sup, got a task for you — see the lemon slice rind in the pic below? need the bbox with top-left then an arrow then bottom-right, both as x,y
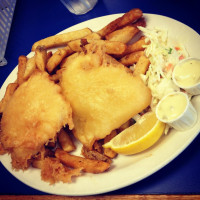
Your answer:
103,113 -> 166,155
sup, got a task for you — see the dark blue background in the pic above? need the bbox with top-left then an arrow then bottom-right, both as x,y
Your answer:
0,0 -> 200,195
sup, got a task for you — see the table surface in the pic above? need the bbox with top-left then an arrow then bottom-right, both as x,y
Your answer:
0,0 -> 200,197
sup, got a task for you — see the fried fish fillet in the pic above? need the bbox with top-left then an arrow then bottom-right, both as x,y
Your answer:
0,71 -> 73,170
60,49 -> 151,149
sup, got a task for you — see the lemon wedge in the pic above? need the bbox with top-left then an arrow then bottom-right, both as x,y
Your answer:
103,112 -> 165,155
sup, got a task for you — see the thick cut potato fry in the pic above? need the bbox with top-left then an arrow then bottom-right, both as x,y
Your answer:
98,8 -> 143,37
115,36 -> 147,59
103,130 -> 117,159
103,41 -> 127,55
60,52 -> 79,69
49,68 -> 64,82
47,51 -> 53,61
46,46 -> 74,73
88,40 -> 127,55
131,17 -> 146,28
23,56 -> 36,80
70,39 -> 127,56
120,51 -> 144,66
55,149 -> 110,173
32,159 -> 43,169
81,146 -> 112,164
104,130 -> 117,143
0,83 -> 18,113
133,55 -> 150,75
84,32 -> 101,40
35,45 -> 47,71
58,129 -> 76,152
68,39 -> 88,52
125,36 -> 146,55
104,54 -> 125,68
17,55 -> 27,85
105,26 -> 139,43
32,28 -> 92,51
93,141 -> 103,153
118,120 -> 132,132
68,32 -> 101,52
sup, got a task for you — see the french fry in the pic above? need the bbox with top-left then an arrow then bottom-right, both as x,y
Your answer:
23,56 -> 36,80
58,129 -> 76,152
125,36 -> 146,55
47,51 -> 53,61
103,130 -> 117,159
46,46 -> 74,73
84,32 -> 101,40
133,55 -> 150,75
104,54 -> 132,74
32,159 -> 44,169
60,52 -> 79,68
104,41 -> 127,55
131,17 -> 146,28
105,25 -> 139,43
118,120 -> 131,132
17,55 -> 27,85
32,28 -> 92,51
55,149 -> 110,173
87,40 -> 127,55
93,140 -> 103,153
68,32 -> 101,52
115,36 -> 148,59
97,8 -> 143,37
68,39 -> 88,52
49,68 -> 63,82
120,50 -> 144,66
104,54 -> 124,67
35,45 -> 47,71
0,83 -> 18,113
103,147 -> 117,159
69,39 -> 127,56
81,146 -> 112,164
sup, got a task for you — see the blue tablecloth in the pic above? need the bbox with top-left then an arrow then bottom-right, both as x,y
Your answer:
0,0 -> 200,195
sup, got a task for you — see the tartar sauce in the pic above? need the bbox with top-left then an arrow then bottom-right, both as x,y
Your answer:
156,92 -> 187,122
173,59 -> 200,87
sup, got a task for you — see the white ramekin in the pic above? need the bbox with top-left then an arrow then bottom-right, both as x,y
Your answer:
156,92 -> 197,131
172,57 -> 200,95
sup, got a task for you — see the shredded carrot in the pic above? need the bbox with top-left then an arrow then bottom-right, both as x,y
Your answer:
179,55 -> 185,60
175,46 -> 180,51
164,63 -> 174,72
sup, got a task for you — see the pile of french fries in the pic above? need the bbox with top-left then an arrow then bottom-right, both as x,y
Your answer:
0,8 -> 151,182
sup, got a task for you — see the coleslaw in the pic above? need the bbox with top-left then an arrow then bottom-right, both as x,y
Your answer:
138,26 -> 189,110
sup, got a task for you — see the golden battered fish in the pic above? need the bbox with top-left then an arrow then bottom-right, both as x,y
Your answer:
60,49 -> 151,149
0,71 -> 73,170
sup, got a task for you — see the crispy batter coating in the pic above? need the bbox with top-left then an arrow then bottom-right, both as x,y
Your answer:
60,49 -> 151,149
41,157 -> 82,184
0,71 -> 73,170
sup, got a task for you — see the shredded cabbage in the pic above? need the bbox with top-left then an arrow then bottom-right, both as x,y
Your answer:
138,26 -> 189,111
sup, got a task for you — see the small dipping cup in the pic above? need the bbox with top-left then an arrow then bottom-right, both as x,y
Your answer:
156,92 -> 197,131
172,57 -> 200,95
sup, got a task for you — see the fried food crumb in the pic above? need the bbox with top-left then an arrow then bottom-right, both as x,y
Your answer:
41,157 -> 82,184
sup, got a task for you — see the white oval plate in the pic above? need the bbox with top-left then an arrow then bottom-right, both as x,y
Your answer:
0,14 -> 200,196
